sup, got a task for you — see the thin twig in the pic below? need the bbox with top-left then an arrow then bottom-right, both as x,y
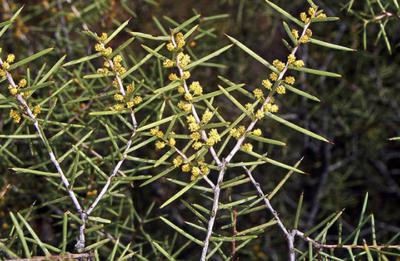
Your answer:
243,167 -> 295,261
85,57 -> 139,216
86,133 -> 135,216
293,230 -> 400,250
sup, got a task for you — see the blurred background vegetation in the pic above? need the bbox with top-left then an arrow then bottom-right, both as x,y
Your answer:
0,0 -> 399,259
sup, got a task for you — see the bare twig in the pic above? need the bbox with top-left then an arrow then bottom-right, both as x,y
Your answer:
243,167 -> 296,261
293,230 -> 400,250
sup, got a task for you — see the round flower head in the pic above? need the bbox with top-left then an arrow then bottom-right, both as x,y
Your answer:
241,143 -> 253,152
173,156 -> 183,167
262,79 -> 272,90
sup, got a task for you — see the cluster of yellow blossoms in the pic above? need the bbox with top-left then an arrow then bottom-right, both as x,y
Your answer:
150,127 -> 176,151
8,78 -> 27,97
160,32 -> 216,180
94,32 -> 142,111
230,126 -> 262,139
0,51 -> 14,77
173,156 -> 210,181
300,6 -> 326,24
111,82 -> 142,111
186,110 -> 220,150
1,51 -> 41,123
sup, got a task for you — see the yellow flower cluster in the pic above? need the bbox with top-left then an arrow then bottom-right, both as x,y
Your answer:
273,59 -> 286,72
264,101 -> 279,113
0,52 -> 16,77
166,32 -> 185,52
111,83 -> 142,111
291,29 -> 299,41
255,109 -> 265,120
201,109 -> 213,124
252,129 -> 262,136
184,115 -> 203,150
177,52 -> 191,68
150,127 -> 176,150
230,125 -> 247,139
177,101 -> 191,112
189,81 -> 203,96
284,76 -> 295,85
276,85 -> 286,95
262,79 -> 272,90
150,127 -> 164,138
300,6 -> 326,23
299,29 -> 313,44
9,109 -> 21,123
163,59 -> 174,68
253,88 -> 264,100
94,33 -> 113,57
206,129 -> 221,146
241,143 -> 253,152
8,78 -> 29,98
175,159 -> 210,181
33,105 -> 41,117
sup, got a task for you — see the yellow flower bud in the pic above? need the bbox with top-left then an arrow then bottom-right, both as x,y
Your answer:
173,156 -> 183,167
6,54 -> 15,63
189,81 -> 203,96
190,132 -> 201,141
33,105 -> 41,116
276,85 -> 286,95
181,163 -> 191,172
166,43 -> 175,52
9,87 -> 18,96
191,167 -> 201,177
114,93 -> 124,101
182,71 -> 191,80
241,143 -> 253,152
163,59 -> 174,68
252,129 -> 262,136
168,137 -> 176,147
284,76 -> 295,85
262,79 -> 272,90
155,140 -> 166,150
133,96 -> 142,105
293,60 -> 305,68
287,54 -> 296,64
201,109 -> 213,124
273,59 -> 286,71
99,32 -> 108,43
300,12 -> 309,23
9,109 -> 21,123
169,73 -> 179,81
291,29 -> 299,40
253,88 -> 264,100
269,72 -> 278,81
192,141 -> 203,150
255,109 -> 265,120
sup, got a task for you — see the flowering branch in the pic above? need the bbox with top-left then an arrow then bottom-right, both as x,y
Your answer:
200,10 -> 315,260
170,32 -> 222,169
0,58 -> 86,251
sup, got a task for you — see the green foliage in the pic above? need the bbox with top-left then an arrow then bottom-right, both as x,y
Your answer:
0,0 -> 399,260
